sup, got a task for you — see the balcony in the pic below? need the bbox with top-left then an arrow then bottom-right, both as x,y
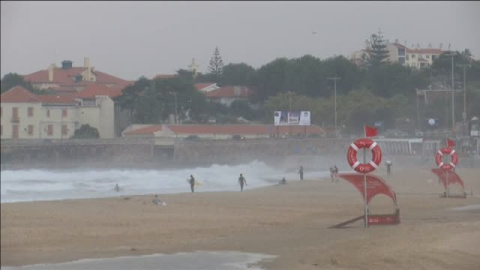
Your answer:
11,116 -> 20,123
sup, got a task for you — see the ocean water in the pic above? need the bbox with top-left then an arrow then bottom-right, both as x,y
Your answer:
0,160 -> 329,203
1,251 -> 277,270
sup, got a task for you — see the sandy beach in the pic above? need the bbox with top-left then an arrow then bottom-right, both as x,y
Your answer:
2,167 -> 480,269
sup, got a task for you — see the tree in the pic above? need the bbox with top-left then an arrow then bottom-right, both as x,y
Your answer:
219,63 -> 255,86
230,100 -> 254,120
1,73 -> 37,93
208,46 -> 224,82
365,30 -> 390,69
72,124 -> 100,139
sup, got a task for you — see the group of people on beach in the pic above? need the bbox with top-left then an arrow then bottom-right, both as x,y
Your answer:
187,173 -> 248,193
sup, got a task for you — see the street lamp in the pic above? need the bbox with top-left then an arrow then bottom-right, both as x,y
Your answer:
456,63 -> 470,136
444,51 -> 456,134
327,77 -> 341,138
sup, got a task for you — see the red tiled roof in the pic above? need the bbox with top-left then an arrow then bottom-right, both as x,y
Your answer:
1,86 -> 40,103
36,94 -> 77,104
0,86 -> 76,104
205,86 -> 251,98
153,74 -> 177,80
24,67 -> 130,87
75,84 -> 124,99
195,83 -> 216,91
124,125 -> 163,136
167,124 -> 324,135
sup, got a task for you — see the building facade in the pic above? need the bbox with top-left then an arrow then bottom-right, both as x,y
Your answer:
1,86 -> 115,139
351,43 -> 443,69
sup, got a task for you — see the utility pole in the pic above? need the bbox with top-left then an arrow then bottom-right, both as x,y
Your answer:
444,51 -> 456,134
457,63 -> 470,136
327,77 -> 341,138
173,92 -> 178,124
288,91 -> 293,138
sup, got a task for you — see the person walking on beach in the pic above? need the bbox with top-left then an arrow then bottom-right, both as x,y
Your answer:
279,177 -> 287,185
299,166 -> 304,181
386,160 -> 393,175
329,167 -> 335,182
333,165 -> 339,182
238,174 -> 247,192
115,183 -> 120,192
188,175 -> 195,193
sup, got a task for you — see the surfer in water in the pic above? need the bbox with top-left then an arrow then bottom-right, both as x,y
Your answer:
188,175 -> 195,193
238,174 -> 247,192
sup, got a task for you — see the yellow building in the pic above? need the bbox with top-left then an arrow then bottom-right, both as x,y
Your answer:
1,86 -> 114,139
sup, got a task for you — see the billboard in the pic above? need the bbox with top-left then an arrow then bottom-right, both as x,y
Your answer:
274,111 -> 311,126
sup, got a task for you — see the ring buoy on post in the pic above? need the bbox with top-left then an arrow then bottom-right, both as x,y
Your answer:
347,138 -> 382,173
435,147 -> 458,170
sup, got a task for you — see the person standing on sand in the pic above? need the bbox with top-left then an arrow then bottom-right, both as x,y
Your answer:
115,183 -> 120,192
188,175 -> 195,193
279,177 -> 287,185
386,161 -> 393,175
238,174 -> 247,191
299,166 -> 304,180
329,167 -> 335,182
333,165 -> 339,182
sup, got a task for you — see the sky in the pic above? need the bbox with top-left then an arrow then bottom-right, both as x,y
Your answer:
1,1 -> 479,81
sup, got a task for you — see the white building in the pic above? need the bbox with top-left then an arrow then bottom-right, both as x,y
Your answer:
1,86 -> 115,139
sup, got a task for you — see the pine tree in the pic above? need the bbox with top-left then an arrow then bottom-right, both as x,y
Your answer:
365,30 -> 390,69
208,46 -> 224,82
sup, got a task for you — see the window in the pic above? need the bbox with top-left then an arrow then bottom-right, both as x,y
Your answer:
28,107 -> 34,117
47,109 -> 50,118
12,107 -> 19,122
62,125 -> 68,136
399,58 -> 406,65
62,109 -> 68,118
412,54 -> 416,58
47,125 -> 53,136
426,55 -> 430,59
28,125 -> 34,135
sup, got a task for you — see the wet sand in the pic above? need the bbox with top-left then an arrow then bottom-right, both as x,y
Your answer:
2,168 -> 480,269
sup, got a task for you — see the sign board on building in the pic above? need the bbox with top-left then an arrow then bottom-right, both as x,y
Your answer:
274,111 -> 311,126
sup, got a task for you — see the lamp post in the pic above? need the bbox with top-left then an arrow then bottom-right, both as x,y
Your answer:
327,77 -> 341,138
444,51 -> 456,134
288,91 -> 293,138
456,63 -> 470,136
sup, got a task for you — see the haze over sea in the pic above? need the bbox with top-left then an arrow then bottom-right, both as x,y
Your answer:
1,160 -> 330,203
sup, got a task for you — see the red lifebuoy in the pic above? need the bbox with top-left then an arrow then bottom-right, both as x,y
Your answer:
435,147 -> 458,170
347,138 -> 382,173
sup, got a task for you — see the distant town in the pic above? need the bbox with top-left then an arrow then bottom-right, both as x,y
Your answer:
1,32 -> 479,149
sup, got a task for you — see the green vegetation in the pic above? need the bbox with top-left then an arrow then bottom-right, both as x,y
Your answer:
72,124 -> 100,139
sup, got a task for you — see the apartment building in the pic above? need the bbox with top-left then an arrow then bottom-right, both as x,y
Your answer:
351,43 -> 443,69
1,86 -> 115,139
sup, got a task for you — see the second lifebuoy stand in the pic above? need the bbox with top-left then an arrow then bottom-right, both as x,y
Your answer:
347,137 -> 382,228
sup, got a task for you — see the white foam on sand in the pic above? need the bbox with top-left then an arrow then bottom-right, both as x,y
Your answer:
450,204 -> 480,211
0,160 -> 329,203
1,251 -> 277,270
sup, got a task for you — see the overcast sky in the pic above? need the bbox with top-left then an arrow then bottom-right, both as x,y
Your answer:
2,1 -> 479,81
